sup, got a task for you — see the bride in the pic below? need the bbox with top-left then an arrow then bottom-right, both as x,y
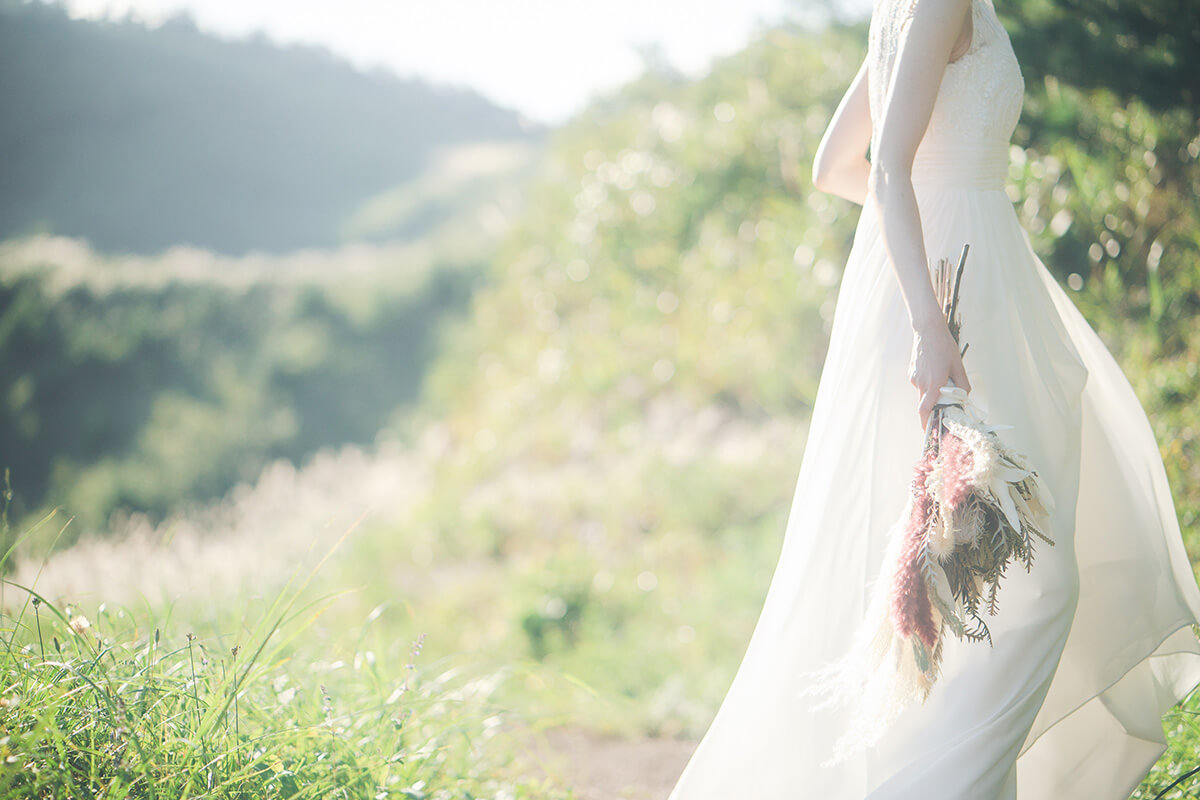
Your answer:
666,0 -> 1200,797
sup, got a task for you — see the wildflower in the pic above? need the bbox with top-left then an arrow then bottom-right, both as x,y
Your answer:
68,614 -> 91,636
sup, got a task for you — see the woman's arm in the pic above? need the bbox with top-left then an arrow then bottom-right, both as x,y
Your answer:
869,0 -> 973,429
811,57 -> 872,205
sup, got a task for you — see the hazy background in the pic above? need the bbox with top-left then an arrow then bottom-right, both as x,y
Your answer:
1,0 -> 1198,795
53,0 -> 875,125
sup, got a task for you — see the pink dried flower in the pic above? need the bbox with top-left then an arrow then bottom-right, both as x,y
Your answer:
937,431 -> 975,509
892,452 -> 938,650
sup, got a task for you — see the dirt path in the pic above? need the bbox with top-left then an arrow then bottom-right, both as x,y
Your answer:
510,724 -> 698,799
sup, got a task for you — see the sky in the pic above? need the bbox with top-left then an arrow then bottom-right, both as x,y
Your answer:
48,0 -> 871,125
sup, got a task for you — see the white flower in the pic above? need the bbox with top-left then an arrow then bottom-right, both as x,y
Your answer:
943,415 -> 997,489
68,615 -> 91,636
924,458 -> 947,504
927,508 -> 955,559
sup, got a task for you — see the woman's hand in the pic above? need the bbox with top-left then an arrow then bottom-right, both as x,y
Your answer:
909,317 -> 971,430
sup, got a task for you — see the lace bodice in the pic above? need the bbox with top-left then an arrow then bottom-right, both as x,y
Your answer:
868,0 -> 1024,188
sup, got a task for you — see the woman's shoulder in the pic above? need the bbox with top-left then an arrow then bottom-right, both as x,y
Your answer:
898,0 -> 979,20
885,0 -> 981,45
874,0 -> 974,30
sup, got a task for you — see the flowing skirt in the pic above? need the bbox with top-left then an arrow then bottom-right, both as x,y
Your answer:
667,182 -> 1200,799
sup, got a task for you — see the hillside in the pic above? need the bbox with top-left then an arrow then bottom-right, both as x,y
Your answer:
0,2 -> 543,254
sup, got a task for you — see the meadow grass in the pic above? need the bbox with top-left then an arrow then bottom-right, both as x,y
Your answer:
0,511 -> 569,800
1137,688 -> 1200,799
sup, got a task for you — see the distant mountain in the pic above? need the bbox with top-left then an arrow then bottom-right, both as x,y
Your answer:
0,2 -> 545,255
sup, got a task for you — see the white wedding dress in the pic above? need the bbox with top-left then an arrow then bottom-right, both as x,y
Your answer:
666,0 -> 1200,797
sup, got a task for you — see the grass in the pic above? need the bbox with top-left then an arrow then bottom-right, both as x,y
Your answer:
0,511 -> 570,800
1136,686 -> 1200,799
